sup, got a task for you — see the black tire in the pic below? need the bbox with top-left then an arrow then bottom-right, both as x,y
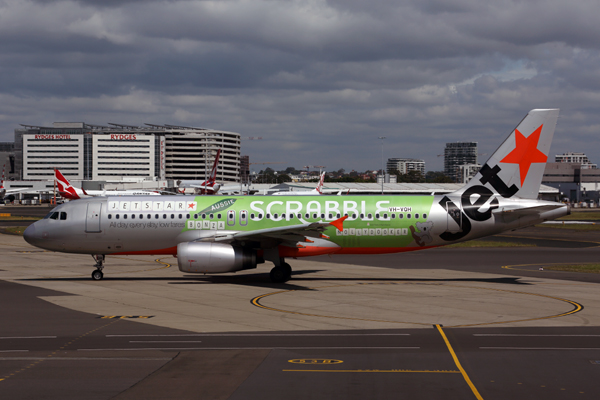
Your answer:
270,266 -> 290,283
91,270 -> 103,281
283,263 -> 292,280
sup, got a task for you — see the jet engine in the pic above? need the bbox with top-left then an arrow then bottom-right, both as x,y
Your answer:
177,242 -> 257,273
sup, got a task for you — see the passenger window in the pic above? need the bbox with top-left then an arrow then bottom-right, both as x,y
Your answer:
391,214 -> 396,219
337,213 -> 340,218
305,213 -> 309,219
131,214 -> 135,219
116,214 -> 120,219
321,214 -> 325,219
210,214 -> 214,219
147,214 -> 151,219
202,214 -> 206,219
376,213 -> 380,219
155,214 -> 159,219
266,214 -> 271,219
360,213 -> 364,219
313,213 -> 317,219
124,214 -> 128,219
383,213 -> 388,219
217,214 -> 222,219
368,213 -> 372,219
399,214 -> 404,219
328,214 -> 333,219
163,214 -> 167,219
258,213 -> 263,219
194,214 -> 198,219
140,214 -> 143,219
170,214 -> 174,219
415,213 -> 419,219
297,213 -> 301,219
108,214 -> 112,220
274,213 -> 278,219
407,214 -> 411,219
251,213 -> 255,219
423,213 -> 427,219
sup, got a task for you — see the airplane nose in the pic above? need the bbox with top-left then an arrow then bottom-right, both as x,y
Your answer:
23,223 -> 38,246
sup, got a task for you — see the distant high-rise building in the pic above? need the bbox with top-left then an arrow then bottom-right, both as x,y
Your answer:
555,152 -> 597,169
444,142 -> 478,182
386,158 -> 425,175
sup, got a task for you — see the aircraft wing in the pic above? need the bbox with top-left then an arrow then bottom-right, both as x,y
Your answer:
210,217 -> 347,247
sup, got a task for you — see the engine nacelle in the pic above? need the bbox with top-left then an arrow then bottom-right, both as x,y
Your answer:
177,242 -> 257,273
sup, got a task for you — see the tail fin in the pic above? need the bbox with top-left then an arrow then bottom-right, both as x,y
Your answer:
315,171 -> 325,194
460,109 -> 559,199
0,164 -> 5,189
54,169 -> 85,199
209,149 -> 221,182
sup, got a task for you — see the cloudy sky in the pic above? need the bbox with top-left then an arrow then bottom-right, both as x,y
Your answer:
2,0 -> 600,172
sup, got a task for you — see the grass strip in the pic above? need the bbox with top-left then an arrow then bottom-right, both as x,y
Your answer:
536,224 -> 600,231
559,211 -> 600,221
0,226 -> 27,236
447,241 -> 535,248
0,216 -> 41,221
544,264 -> 600,274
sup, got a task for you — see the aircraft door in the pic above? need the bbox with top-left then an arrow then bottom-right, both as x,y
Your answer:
445,200 -> 462,233
240,210 -> 248,226
85,202 -> 102,233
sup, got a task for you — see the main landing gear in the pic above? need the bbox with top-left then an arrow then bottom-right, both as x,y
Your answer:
270,262 -> 292,283
91,254 -> 105,281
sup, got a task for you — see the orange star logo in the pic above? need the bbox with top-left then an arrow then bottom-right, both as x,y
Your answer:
500,124 -> 547,186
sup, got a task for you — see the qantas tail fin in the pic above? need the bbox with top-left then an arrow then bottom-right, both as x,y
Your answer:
54,169 -> 87,200
460,109 -> 559,200
315,172 -> 325,194
209,149 -> 221,182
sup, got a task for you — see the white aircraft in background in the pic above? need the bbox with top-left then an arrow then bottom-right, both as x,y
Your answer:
273,172 -> 326,195
54,169 -> 161,200
177,149 -> 245,195
0,164 -> 37,201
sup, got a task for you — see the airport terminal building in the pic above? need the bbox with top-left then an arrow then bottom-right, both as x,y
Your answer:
14,123 -> 241,182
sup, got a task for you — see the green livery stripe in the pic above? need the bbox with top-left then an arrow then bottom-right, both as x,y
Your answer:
183,195 -> 435,249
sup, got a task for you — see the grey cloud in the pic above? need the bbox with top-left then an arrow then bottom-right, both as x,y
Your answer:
2,0 -> 600,172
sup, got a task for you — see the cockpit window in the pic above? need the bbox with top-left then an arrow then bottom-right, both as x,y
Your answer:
49,212 -> 59,220
60,212 -> 67,220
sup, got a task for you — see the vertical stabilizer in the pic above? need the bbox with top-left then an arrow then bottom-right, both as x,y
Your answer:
460,109 -> 559,199
209,149 -> 221,183
316,172 -> 325,194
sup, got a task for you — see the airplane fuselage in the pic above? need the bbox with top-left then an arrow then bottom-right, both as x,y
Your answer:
25,194 -> 567,257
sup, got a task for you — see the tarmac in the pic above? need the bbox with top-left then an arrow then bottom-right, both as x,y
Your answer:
1,207 -> 600,399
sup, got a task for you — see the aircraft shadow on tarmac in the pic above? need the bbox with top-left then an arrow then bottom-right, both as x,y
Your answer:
20,270 -> 532,291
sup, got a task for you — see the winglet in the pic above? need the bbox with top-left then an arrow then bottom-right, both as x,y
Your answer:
329,215 -> 348,231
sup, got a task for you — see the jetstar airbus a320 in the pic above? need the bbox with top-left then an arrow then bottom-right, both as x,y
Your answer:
24,109 -> 567,283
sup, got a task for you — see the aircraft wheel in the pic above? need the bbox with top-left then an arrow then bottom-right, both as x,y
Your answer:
270,266 -> 290,283
91,269 -> 104,281
283,263 -> 292,280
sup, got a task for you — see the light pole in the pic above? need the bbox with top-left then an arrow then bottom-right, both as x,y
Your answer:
378,136 -> 386,195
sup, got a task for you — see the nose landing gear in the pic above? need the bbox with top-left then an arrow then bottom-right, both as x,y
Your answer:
91,254 -> 105,280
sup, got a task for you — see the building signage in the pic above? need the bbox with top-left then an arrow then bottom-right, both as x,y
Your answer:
110,134 -> 137,140
34,134 -> 72,140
